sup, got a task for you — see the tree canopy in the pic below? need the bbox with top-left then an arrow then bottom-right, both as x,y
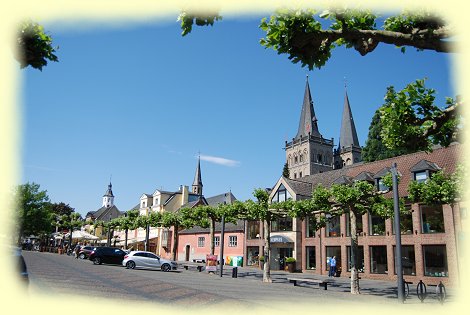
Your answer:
15,182 -> 53,242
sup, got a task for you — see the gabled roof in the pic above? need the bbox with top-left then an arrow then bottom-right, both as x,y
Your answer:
283,177 -> 312,199
333,175 -> 353,185
89,205 -> 121,221
353,171 -> 375,182
373,167 -> 391,179
206,192 -> 237,206
410,160 -> 441,172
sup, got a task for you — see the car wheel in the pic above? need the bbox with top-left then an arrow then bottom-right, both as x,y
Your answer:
126,261 -> 136,269
93,257 -> 102,265
79,253 -> 85,259
162,264 -> 171,272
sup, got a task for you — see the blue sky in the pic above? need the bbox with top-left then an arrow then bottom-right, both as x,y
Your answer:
21,15 -> 454,216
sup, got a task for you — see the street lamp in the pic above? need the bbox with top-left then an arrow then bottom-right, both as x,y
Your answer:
391,163 -> 404,303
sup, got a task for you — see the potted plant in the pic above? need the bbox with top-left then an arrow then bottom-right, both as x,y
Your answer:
259,256 -> 264,270
285,257 -> 296,273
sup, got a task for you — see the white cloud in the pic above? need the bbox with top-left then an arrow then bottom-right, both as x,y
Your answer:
199,154 -> 240,167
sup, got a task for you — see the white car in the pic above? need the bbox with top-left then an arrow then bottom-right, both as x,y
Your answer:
122,251 -> 177,272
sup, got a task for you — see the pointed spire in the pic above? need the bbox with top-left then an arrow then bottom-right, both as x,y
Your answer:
192,155 -> 203,195
339,89 -> 360,149
296,75 -> 321,139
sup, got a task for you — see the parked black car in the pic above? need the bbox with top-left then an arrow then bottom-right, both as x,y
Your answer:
88,247 -> 126,265
78,246 -> 96,259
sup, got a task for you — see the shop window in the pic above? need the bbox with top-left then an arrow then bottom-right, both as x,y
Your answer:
214,236 -> 220,247
423,245 -> 448,277
247,220 -> 260,240
306,246 -> 316,270
370,245 -> 388,274
306,216 -> 316,238
326,246 -> 341,271
197,237 -> 205,247
393,245 -> 416,276
347,246 -> 364,272
392,206 -> 413,235
369,213 -> 386,236
247,246 -> 260,266
271,216 -> 293,232
229,236 -> 238,247
326,215 -> 340,237
346,212 -> 363,236
421,205 -> 445,233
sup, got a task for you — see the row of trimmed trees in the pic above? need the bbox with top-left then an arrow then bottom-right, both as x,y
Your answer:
98,165 -> 463,294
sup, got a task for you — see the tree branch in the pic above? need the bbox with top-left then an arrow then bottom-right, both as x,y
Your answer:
292,27 -> 455,56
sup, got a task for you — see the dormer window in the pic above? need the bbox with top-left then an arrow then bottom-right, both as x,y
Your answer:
414,171 -> 428,183
377,179 -> 388,192
410,160 -> 440,183
373,167 -> 391,192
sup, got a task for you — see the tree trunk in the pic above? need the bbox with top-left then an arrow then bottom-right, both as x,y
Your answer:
210,218 -> 215,255
263,219 -> 272,283
350,211 -> 360,294
172,225 -> 179,261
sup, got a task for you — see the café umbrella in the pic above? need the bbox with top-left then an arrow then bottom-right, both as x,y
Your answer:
64,230 -> 99,241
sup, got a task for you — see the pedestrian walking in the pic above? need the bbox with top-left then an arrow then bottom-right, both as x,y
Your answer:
75,243 -> 81,259
329,256 -> 337,277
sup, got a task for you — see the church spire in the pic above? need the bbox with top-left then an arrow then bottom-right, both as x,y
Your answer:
339,89 -> 360,149
192,155 -> 203,195
102,181 -> 114,207
296,75 -> 321,139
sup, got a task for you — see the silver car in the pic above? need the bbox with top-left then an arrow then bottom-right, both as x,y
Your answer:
123,251 -> 177,272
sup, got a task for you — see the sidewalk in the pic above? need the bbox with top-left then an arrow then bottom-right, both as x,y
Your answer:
177,262 -> 455,304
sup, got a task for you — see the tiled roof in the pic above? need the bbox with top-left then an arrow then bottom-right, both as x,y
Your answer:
410,160 -> 441,172
205,192 -> 237,206
293,143 -> 461,198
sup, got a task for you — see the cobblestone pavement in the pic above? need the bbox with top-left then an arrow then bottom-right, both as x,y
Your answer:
22,251 -> 455,309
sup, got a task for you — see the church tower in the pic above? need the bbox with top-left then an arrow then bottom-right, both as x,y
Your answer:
285,77 -> 334,179
334,89 -> 362,168
102,182 -> 115,208
192,156 -> 203,195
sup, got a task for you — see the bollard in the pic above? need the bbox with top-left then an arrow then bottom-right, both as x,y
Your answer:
232,267 -> 238,278
417,280 -> 427,303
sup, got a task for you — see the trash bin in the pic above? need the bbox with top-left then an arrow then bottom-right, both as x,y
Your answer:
232,267 -> 238,278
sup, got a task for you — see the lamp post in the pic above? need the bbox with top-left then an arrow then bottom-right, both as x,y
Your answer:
391,163 -> 404,303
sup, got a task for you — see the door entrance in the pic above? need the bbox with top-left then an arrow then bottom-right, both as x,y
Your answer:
279,248 -> 293,270
185,245 -> 190,261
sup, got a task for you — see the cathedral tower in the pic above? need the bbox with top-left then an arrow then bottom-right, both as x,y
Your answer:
192,156 -> 203,195
285,77 -> 334,179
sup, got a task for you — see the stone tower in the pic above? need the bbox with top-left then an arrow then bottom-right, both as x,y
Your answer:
192,156 -> 203,195
334,89 -> 362,168
285,77 -> 334,179
102,181 -> 114,208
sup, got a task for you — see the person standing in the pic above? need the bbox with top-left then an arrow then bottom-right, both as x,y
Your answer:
75,243 -> 81,259
329,256 -> 337,277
